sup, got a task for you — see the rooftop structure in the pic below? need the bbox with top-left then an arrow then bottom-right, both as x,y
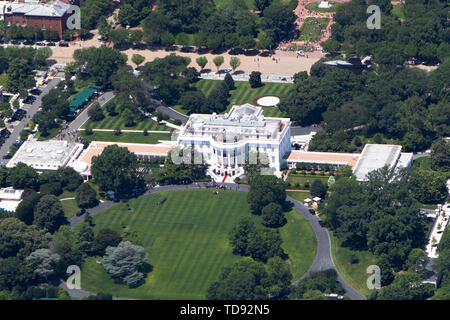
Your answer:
70,141 -> 175,178
286,150 -> 360,168
0,0 -> 73,37
178,104 -> 291,182
6,139 -> 84,171
0,187 -> 24,201
352,144 -> 413,181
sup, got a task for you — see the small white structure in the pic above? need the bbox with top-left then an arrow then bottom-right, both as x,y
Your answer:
318,1 -> 332,9
0,187 -> 24,201
304,198 -> 312,206
313,196 -> 322,204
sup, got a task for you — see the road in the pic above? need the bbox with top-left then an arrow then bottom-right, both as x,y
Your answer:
0,77 -> 62,165
67,183 -> 367,300
66,91 -> 115,132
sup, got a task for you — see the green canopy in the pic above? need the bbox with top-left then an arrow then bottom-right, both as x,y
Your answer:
70,86 -> 101,112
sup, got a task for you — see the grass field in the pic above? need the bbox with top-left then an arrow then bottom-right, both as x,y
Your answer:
82,113 -> 170,132
79,131 -> 173,144
392,4 -> 405,19
286,191 -> 313,203
285,175 -> 329,189
329,232 -> 377,297
173,79 -> 292,117
305,1 -> 342,13
35,127 -> 60,141
298,17 -> 330,42
79,189 -> 316,299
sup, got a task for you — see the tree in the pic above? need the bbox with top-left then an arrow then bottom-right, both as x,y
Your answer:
247,228 -> 284,262
224,73 -> 235,90
229,57 -> 241,72
131,54 -> 145,67
213,56 -> 224,72
409,170 -> 447,204
75,183 -> 98,209
77,221 -> 95,256
302,290 -> 327,300
293,71 -> 308,85
260,4 -> 296,44
430,140 -> 450,172
73,46 -> 127,87
406,248 -> 428,278
25,248 -> 60,280
264,256 -> 292,297
0,217 -> 50,259
261,202 -> 286,228
33,195 -> 67,234
310,179 -> 327,199
87,102 -> 105,121
196,56 -> 208,71
7,162 -> 39,190
52,226 -> 83,276
230,217 -> 258,256
376,272 -> 435,300
248,175 -> 286,215
92,228 -> 122,256
91,145 -> 144,196
5,58 -> 35,93
15,193 -> 41,225
249,71 -> 262,88
206,258 -> 269,300
101,241 -> 148,288
254,0 -> 272,12
179,91 -> 208,114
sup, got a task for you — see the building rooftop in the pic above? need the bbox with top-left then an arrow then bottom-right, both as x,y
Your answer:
352,144 -> 402,181
70,141 -> 174,176
181,104 -> 290,142
6,139 -> 84,171
286,150 -> 360,168
0,1 -> 70,18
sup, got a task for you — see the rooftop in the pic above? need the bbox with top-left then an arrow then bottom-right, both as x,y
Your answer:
70,141 -> 174,176
352,144 -> 402,181
181,104 -> 290,142
0,1 -> 71,18
286,150 -> 360,168
6,139 -> 84,171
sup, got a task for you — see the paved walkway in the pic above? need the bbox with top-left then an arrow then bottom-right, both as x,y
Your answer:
67,183 -> 366,300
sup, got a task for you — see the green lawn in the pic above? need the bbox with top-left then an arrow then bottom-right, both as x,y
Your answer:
286,175 -> 329,189
286,191 -> 312,203
329,232 -> 377,297
280,210 -> 317,278
305,1 -> 342,13
79,131 -> 173,144
412,156 -> 431,171
82,112 -> 170,132
298,17 -> 330,42
0,73 -> 7,87
174,80 -> 292,117
61,199 -> 80,220
392,4 -> 405,19
35,127 -> 60,141
79,189 -> 316,299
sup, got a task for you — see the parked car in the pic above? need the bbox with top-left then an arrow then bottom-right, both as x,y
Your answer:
36,42 -> 46,46
309,209 -> 315,215
29,88 -> 42,95
318,220 -> 326,227
46,42 -> 56,46
10,39 -> 20,45
76,209 -> 86,217
23,39 -> 34,45
22,95 -> 36,104
59,42 -> 69,47
2,154 -> 12,160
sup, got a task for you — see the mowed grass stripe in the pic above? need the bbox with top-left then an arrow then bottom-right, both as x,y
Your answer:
80,189 -> 316,299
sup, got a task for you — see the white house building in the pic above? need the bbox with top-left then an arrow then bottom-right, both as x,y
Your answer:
176,104 -> 291,182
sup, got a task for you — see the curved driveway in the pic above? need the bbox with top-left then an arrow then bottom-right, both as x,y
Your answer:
69,183 -> 366,300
